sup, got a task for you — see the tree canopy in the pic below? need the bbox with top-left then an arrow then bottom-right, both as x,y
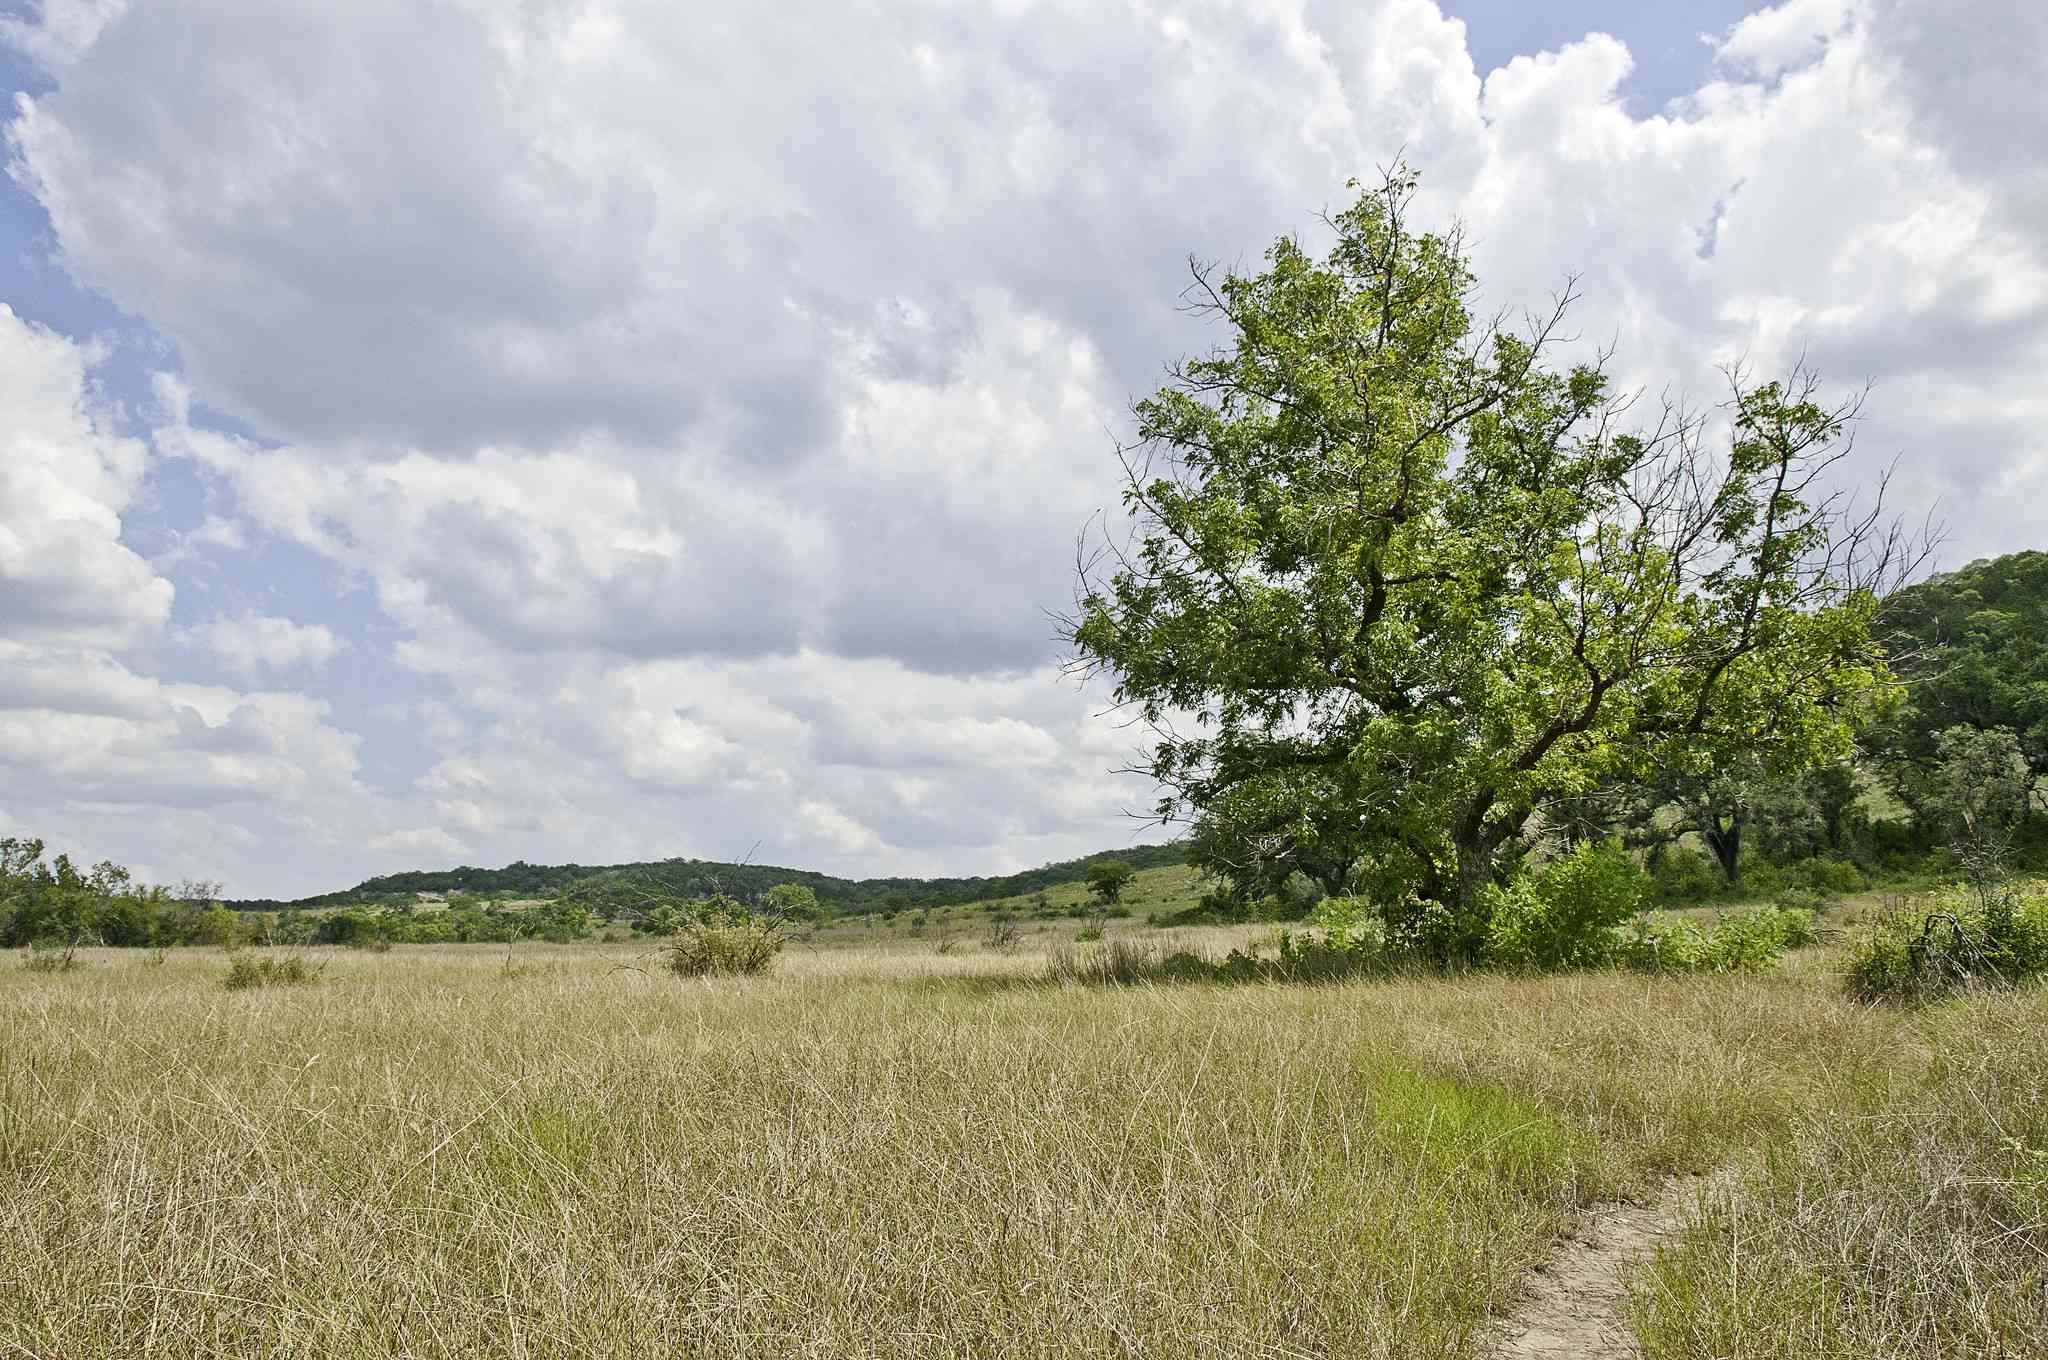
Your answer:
1086,859 -> 1135,906
1066,169 -> 1917,963
1873,549 -> 2048,794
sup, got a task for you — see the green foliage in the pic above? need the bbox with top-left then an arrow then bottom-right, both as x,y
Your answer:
222,955 -> 317,991
0,838 -> 240,950
1303,895 -> 1388,962
1618,907 -> 1813,974
1074,924 -> 1104,942
1909,726 -> 2034,880
1043,929 -> 1391,987
761,882 -> 820,922
1650,846 -> 1727,904
1875,549 -> 2048,789
521,898 -> 592,944
632,905 -> 685,936
1845,884 -> 2048,1004
1481,843 -> 1649,971
664,900 -> 785,978
1065,167 -> 1899,965
1,839 -> 131,948
315,909 -> 389,948
1085,858 -> 1135,907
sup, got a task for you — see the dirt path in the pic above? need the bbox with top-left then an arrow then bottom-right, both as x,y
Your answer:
1489,1175 -> 1707,1359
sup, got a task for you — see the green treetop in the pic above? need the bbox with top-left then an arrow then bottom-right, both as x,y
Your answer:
1065,168 -> 1921,964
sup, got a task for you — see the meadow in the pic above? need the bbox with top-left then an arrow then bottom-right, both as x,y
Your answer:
3,882 -> 2043,1360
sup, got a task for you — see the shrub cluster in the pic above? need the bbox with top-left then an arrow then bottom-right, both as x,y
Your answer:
1845,883 -> 2048,1004
221,955 -> 318,991
1053,843 -> 1809,987
664,905 -> 785,978
1481,843 -> 1649,970
1616,906 -> 1816,974
1649,846 -> 1867,907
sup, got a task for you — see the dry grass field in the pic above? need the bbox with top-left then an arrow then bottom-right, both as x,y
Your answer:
2,910 -> 2042,1359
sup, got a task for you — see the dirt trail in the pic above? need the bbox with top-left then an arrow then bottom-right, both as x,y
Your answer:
1489,1175 -> 1708,1359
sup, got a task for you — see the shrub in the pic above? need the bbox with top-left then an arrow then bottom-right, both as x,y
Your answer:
1779,855 -> 1866,897
1075,924 -> 1104,942
665,908 -> 784,978
1650,846 -> 1726,904
1263,930 -> 1387,982
1845,884 -> 2048,1004
983,919 -> 1022,954
1617,906 -> 1811,974
632,905 -> 685,937
1702,906 -> 1814,969
222,955 -> 317,991
1302,896 -> 1387,964
1480,842 -> 1648,971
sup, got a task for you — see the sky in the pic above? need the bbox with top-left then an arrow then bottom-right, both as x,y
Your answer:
1,0 -> 2043,899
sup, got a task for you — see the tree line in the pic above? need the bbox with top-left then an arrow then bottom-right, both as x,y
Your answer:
227,843 -> 1189,916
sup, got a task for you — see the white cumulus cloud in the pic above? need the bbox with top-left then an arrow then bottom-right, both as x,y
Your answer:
202,612 -> 342,678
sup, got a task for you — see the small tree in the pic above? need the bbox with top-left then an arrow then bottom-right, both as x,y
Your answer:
761,882 -> 821,923
1917,726 -> 2032,899
1066,167 -> 1922,966
1086,859 -> 1135,909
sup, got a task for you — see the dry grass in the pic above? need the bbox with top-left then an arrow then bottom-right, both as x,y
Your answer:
0,930 -> 2030,1358
1631,989 -> 2048,1359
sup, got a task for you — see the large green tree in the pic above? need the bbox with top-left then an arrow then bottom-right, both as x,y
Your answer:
1065,170 -> 1916,963
1872,549 -> 2048,809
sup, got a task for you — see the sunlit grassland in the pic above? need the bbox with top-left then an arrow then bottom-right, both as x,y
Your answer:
1,924 -> 2040,1359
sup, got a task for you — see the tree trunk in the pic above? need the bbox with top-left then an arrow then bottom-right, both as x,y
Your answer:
1702,816 -> 1743,885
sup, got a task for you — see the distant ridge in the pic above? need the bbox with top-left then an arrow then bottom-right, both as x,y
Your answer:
228,842 -> 1188,914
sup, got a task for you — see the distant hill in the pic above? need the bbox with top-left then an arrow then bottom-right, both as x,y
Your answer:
227,841 -> 1190,915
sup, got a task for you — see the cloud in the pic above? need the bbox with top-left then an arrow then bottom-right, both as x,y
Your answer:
0,304 -> 170,650
202,612 -> 342,677
3,0 -> 2046,897
368,826 -> 464,859
1717,0 -> 1853,78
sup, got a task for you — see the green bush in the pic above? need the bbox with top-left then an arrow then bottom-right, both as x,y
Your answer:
1304,895 -> 1387,962
1651,846 -> 1725,904
1481,842 -> 1649,971
222,954 -> 317,990
1074,924 -> 1104,942
1617,906 -> 1811,974
1787,855 -> 1865,896
1263,929 -> 1387,982
1845,884 -> 2048,1004
665,907 -> 784,978
632,905 -> 686,936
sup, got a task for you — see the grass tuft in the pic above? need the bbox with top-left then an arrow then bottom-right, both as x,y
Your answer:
221,953 -> 317,990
